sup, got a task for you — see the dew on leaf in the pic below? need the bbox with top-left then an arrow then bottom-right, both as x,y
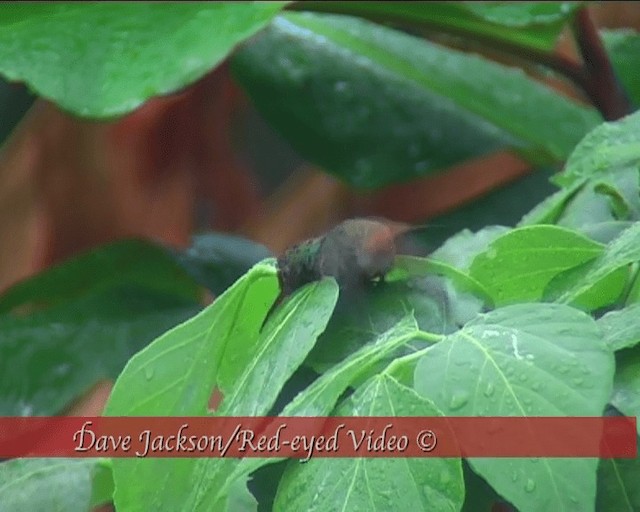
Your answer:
524,478 -> 536,493
483,382 -> 495,397
448,390 -> 470,410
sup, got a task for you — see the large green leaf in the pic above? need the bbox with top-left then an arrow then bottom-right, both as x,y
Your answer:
0,239 -> 200,314
274,375 -> 464,512
105,263 -> 339,511
0,458 -> 112,512
303,2 -> 579,51
0,286 -> 199,416
232,12 -> 600,189
553,111 -> 640,188
0,2 -> 286,117
414,303 -> 614,512
0,239 -> 203,415
468,225 -> 603,306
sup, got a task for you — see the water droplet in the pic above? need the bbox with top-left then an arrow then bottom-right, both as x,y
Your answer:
19,401 -> 33,417
440,469 -> 451,485
334,81 -> 348,93
572,377 -> 584,386
449,391 -> 469,410
524,479 -> 536,492
483,382 -> 495,397
53,363 -> 71,377
511,471 -> 519,482
144,367 -> 155,380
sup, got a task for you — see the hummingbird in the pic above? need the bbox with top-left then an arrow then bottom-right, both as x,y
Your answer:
263,218 -> 425,327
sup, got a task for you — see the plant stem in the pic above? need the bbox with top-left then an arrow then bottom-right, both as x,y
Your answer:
415,330 -> 446,344
572,7 -> 633,120
383,345 -> 433,380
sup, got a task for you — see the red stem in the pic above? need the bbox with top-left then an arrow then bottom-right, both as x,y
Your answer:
572,7 -> 633,120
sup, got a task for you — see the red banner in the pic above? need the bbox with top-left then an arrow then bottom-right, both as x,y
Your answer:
0,416 -> 635,459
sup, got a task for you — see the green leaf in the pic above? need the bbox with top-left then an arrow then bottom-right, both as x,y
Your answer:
461,2 -> 579,35
304,2 -> 578,52
0,458 -> 111,512
232,12 -> 600,189
389,255 -> 495,306
594,181 -> 632,219
627,269 -> 640,304
216,280 -> 339,416
90,459 -> 115,507
424,227 -> 512,327
598,303 -> 640,351
0,3 -> 286,117
469,225 -> 603,306
602,29 -> 640,107
0,239 -> 200,315
555,167 -> 640,237
522,154 -> 640,243
226,479 -> 258,512
274,374 -> 464,512
611,348 -> 640,435
308,281 -> 448,372
597,440 -> 640,512
518,182 -> 585,225
0,286 -> 199,416
171,233 -> 272,295
550,221 -> 640,309
414,303 -> 614,512
105,263 -> 338,512
553,111 -> 640,188
191,277 -> 340,511
221,315 -> 424,503
286,314 -> 421,417
431,226 -> 511,270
